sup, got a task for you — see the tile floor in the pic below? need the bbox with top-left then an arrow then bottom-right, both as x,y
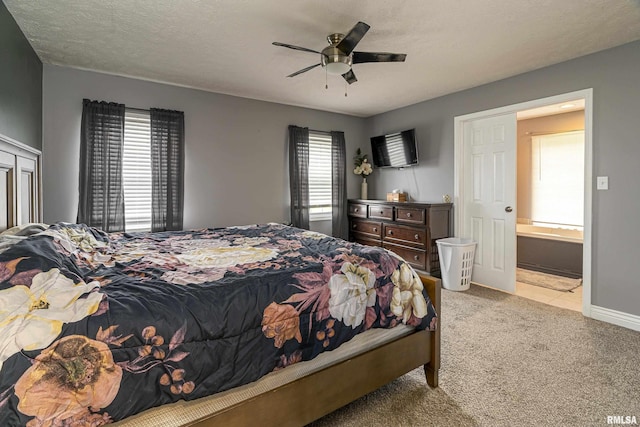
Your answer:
515,280 -> 582,312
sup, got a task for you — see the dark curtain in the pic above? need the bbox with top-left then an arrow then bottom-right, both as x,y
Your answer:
331,131 -> 348,239
289,125 -> 310,229
150,108 -> 185,231
78,99 -> 125,232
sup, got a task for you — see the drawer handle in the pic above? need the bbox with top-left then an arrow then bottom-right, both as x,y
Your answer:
414,255 -> 420,261
373,227 -> 378,232
380,210 -> 384,214
406,212 -> 412,218
354,208 -> 359,212
388,230 -> 393,235
352,224 -> 357,229
415,234 -> 420,240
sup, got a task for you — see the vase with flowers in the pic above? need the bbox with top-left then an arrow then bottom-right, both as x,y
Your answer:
353,148 -> 373,199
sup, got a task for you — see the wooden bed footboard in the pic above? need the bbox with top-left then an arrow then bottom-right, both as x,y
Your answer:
189,274 -> 442,427
421,274 -> 441,388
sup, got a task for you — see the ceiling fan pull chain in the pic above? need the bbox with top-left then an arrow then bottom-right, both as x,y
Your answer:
325,67 -> 328,90
345,79 -> 348,97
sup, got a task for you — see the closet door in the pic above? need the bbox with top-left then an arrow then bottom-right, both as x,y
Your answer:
16,156 -> 38,225
0,150 -> 16,230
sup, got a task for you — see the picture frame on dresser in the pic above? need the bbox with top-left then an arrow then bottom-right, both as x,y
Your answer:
348,199 -> 453,276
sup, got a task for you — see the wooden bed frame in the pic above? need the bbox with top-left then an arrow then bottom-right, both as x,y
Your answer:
188,274 -> 441,426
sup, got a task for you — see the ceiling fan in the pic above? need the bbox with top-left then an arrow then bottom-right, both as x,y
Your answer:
273,21 -> 406,85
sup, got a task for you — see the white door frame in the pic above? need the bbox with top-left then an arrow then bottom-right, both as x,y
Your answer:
454,88 -> 593,317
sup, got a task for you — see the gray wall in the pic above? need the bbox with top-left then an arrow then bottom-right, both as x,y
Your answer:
42,40 -> 640,317
42,65 -> 366,230
0,1 -> 42,149
365,40 -> 640,317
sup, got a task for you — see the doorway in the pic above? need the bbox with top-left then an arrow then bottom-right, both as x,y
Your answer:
514,102 -> 585,312
454,89 -> 593,316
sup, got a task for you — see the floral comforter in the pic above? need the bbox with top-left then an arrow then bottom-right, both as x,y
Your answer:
0,223 -> 437,426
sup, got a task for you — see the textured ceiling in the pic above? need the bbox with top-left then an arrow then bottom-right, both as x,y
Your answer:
5,0 -> 640,117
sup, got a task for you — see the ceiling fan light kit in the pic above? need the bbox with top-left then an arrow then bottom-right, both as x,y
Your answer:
273,21 -> 407,86
321,33 -> 352,75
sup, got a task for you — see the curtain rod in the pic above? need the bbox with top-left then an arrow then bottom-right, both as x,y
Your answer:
292,126 -> 330,134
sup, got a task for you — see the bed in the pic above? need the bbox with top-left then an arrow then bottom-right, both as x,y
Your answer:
0,222 -> 440,426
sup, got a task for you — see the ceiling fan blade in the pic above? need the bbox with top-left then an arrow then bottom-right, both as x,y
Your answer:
336,21 -> 370,55
353,51 -> 407,64
287,63 -> 322,78
272,42 -> 321,55
342,69 -> 357,85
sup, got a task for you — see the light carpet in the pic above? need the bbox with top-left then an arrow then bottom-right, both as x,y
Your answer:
310,285 -> 640,427
516,267 -> 582,292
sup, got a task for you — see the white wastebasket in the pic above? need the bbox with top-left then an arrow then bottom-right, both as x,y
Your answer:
436,238 -> 477,291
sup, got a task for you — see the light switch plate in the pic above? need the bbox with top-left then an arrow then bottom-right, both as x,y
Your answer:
597,176 -> 609,190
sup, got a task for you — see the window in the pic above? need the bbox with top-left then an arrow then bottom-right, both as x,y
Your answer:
123,109 -> 152,231
80,100 -> 184,232
531,130 -> 584,229
308,131 -> 332,221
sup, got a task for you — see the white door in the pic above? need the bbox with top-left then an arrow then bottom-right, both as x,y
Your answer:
462,113 -> 517,292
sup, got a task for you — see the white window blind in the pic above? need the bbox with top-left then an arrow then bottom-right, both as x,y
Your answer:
308,131 -> 332,221
123,110 -> 152,232
531,130 -> 585,229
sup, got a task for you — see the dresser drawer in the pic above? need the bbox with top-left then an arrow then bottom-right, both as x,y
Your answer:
383,224 -> 427,248
383,243 -> 426,270
368,204 -> 393,220
349,203 -> 367,218
395,207 -> 426,225
350,219 -> 382,238
352,233 -> 382,247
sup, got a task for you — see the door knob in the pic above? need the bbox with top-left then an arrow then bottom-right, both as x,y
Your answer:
505,206 -> 513,213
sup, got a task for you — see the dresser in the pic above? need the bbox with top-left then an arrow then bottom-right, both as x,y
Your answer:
348,199 -> 452,276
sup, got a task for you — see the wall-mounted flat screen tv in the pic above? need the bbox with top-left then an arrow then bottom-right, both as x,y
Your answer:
370,129 -> 418,168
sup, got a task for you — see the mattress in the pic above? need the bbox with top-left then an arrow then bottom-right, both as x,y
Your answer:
114,324 -> 414,426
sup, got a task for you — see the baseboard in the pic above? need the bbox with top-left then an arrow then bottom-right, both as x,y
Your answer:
590,305 -> 640,332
